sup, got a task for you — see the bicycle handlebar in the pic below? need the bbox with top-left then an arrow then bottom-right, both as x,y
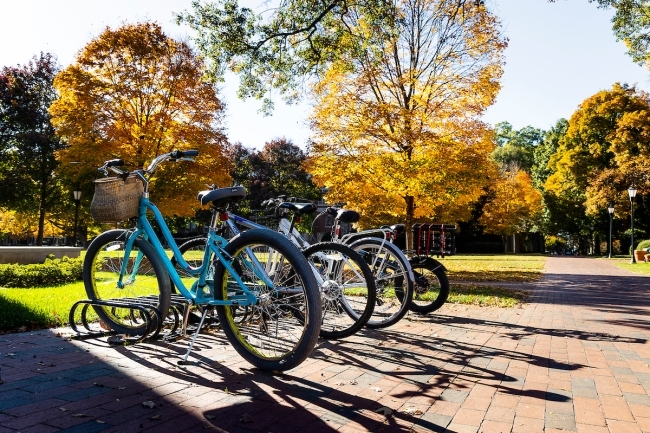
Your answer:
98,149 -> 199,179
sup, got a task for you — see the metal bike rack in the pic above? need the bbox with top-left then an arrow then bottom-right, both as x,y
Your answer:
68,294 -> 217,343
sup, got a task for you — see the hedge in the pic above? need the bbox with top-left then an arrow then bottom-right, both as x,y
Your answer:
0,256 -> 83,288
637,239 -> 650,251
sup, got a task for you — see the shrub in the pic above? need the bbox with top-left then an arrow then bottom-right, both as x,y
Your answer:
459,242 -> 504,254
0,256 -> 83,288
636,239 -> 650,251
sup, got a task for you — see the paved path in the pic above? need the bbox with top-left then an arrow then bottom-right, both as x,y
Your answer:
1,257 -> 650,433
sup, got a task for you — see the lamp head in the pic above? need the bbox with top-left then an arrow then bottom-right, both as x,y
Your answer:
628,184 -> 637,199
607,203 -> 614,214
73,189 -> 82,201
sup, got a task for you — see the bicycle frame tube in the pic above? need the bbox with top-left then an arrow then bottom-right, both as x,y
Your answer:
128,197 -> 260,306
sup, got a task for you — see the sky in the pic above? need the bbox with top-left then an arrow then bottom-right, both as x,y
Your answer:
1,0 -> 648,148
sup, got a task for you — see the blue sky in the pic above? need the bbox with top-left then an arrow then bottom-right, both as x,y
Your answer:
1,0 -> 648,148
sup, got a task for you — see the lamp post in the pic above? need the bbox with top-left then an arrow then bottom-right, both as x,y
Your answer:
73,188 -> 81,247
628,184 -> 637,264
607,203 -> 614,259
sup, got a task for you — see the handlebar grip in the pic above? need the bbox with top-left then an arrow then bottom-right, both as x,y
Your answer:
106,159 -> 124,167
170,150 -> 199,159
326,207 -> 338,216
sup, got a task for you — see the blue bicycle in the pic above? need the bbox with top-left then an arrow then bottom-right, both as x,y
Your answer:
83,150 -> 322,371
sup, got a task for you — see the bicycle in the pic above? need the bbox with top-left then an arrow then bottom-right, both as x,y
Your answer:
84,150 -> 322,371
315,204 -> 416,328
173,195 -> 377,339
381,223 -> 451,313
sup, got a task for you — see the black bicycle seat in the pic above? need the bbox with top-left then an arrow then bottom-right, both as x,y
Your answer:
337,209 -> 360,223
279,202 -> 317,215
197,186 -> 247,207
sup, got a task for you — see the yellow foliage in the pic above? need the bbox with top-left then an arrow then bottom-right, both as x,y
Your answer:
480,169 -> 543,236
0,209 -> 63,239
545,83 -> 650,217
50,22 -> 231,217
308,0 -> 506,243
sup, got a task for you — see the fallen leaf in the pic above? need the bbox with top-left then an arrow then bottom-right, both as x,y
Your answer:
402,407 -> 423,416
96,420 -> 105,424
142,401 -> 156,408
349,380 -> 358,385
239,413 -> 254,423
334,381 -> 345,386
150,415 -> 161,420
72,414 -> 89,418
118,387 -> 126,390
206,415 -> 216,420
371,387 -> 382,392
375,407 -> 392,416
59,407 -> 67,412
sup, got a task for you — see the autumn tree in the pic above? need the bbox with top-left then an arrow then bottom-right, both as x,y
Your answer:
0,53 -> 66,245
479,167 -> 543,252
50,22 -> 231,217
545,83 -> 650,249
307,0 -> 506,246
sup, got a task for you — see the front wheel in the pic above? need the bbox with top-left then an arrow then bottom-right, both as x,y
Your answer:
303,242 -> 377,339
408,257 -> 450,313
214,229 -> 321,371
83,229 -> 171,336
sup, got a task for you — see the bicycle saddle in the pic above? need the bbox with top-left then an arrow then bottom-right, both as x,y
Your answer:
279,202 -> 317,215
336,209 -> 360,223
197,186 -> 247,207
388,224 -> 405,234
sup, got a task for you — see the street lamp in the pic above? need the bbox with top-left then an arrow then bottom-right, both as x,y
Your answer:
73,188 -> 81,247
628,184 -> 637,264
607,203 -> 614,259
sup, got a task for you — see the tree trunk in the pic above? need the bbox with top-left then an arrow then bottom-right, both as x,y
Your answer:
404,195 -> 415,250
503,235 -> 507,253
36,207 -> 45,246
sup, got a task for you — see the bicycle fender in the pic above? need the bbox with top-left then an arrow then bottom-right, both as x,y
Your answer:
410,256 -> 447,272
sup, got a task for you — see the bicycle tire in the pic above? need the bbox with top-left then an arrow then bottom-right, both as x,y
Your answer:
347,237 -> 414,328
214,229 -> 322,371
302,242 -> 377,339
407,257 -> 450,313
83,229 -> 171,336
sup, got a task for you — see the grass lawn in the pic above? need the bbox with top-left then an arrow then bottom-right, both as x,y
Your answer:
0,281 -> 96,332
448,284 -> 528,308
443,254 -> 547,282
611,260 -> 650,275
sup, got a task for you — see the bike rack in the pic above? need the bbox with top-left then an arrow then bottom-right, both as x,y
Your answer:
68,294 -> 218,343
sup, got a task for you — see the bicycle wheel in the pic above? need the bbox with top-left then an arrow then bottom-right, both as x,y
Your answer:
348,238 -> 414,328
409,256 -> 450,313
303,242 -> 376,339
84,229 -> 171,336
214,229 -> 321,371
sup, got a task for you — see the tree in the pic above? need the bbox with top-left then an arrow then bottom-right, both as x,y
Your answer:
479,167 -> 543,251
227,138 -> 322,216
0,53 -> 65,245
544,83 -> 650,250
50,22 -> 231,217
492,122 -> 544,173
307,0 -> 506,246
179,0 -> 494,112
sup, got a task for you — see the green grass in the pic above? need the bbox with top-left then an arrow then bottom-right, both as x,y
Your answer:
444,254 -> 546,282
0,281 -> 95,332
447,284 -> 528,308
611,260 -> 650,275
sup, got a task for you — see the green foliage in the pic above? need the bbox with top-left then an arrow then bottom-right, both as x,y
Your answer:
637,239 -> 650,250
0,53 -> 65,244
492,122 -> 544,173
532,119 -> 568,191
0,256 -> 83,288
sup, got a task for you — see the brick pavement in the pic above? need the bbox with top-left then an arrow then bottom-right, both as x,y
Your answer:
1,256 -> 649,432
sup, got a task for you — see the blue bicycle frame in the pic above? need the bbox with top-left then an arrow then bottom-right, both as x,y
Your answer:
117,195 -> 273,307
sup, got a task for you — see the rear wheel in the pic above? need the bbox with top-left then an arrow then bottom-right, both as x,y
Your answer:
348,238 -> 414,328
83,229 -> 171,336
214,229 -> 321,371
303,242 -> 376,339
408,257 -> 450,313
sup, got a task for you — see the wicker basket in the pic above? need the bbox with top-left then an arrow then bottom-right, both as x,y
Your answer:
90,175 -> 144,223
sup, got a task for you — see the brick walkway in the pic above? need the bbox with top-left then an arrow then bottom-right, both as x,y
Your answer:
1,257 -> 649,433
